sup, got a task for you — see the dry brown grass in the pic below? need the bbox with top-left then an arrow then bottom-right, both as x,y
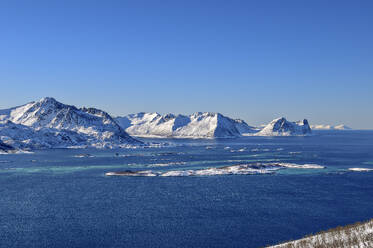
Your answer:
266,218 -> 373,248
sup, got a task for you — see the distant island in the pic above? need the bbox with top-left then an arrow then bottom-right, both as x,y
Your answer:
311,124 -> 352,130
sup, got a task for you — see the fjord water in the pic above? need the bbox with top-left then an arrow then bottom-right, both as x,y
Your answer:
1,131 -> 373,248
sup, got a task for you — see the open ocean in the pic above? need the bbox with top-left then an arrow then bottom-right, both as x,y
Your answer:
1,130 -> 373,248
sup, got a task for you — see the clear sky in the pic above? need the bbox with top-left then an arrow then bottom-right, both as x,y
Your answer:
0,0 -> 372,129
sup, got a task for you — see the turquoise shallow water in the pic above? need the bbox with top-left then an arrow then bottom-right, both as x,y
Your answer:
1,131 -> 373,247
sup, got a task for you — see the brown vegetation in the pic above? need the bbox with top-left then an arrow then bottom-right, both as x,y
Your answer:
267,219 -> 373,248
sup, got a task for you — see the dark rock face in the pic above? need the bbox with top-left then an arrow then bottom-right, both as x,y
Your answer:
172,115 -> 190,131
272,118 -> 295,133
0,140 -> 14,153
214,113 -> 240,137
302,119 -> 312,134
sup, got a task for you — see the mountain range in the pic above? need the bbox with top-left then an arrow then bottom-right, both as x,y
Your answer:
0,97 -> 314,150
115,112 -> 258,138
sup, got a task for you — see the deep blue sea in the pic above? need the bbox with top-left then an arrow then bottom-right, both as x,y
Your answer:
1,131 -> 373,248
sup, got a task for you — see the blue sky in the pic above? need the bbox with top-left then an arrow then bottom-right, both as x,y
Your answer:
0,0 -> 372,128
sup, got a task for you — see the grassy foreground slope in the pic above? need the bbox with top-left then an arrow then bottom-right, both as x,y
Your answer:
268,219 -> 373,248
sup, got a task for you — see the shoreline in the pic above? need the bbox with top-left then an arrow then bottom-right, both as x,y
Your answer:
268,219 -> 373,248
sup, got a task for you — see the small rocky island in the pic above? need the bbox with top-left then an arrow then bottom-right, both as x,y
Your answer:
105,162 -> 325,177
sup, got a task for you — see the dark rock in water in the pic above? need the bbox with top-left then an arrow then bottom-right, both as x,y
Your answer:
74,154 -> 94,158
0,141 -> 15,153
105,170 -> 153,176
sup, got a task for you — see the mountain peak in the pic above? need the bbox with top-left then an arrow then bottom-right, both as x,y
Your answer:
0,98 -> 141,148
39,97 -> 58,104
256,117 -> 312,136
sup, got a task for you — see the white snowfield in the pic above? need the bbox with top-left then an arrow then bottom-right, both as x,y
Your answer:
115,112 -> 258,138
105,162 -> 325,177
0,97 -> 140,149
269,219 -> 373,248
311,124 -> 352,130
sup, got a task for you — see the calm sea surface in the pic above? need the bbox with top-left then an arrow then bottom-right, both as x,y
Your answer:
1,131 -> 373,248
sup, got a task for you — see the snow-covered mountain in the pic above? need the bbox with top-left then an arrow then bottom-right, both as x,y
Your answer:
311,124 -> 352,130
255,117 -> 312,136
0,97 -> 314,147
115,112 -> 258,138
0,97 -> 140,148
